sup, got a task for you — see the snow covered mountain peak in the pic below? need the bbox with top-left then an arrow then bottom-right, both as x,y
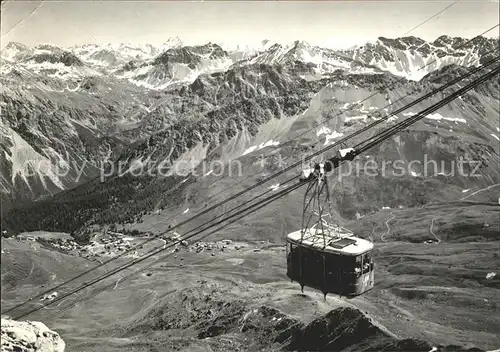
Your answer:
159,36 -> 183,51
2,35 -> 497,90
220,39 -> 278,53
65,38 -> 183,69
69,43 -> 158,68
341,34 -> 499,81
1,41 -> 32,62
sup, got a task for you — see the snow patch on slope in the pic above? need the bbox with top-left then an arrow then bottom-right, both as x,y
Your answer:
324,131 -> 344,146
316,126 -> 345,145
242,140 -> 280,156
345,115 -> 368,122
316,126 -> 333,137
403,112 -> 467,124
425,112 -> 467,123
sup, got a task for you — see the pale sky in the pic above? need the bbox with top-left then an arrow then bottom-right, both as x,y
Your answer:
1,0 -> 499,50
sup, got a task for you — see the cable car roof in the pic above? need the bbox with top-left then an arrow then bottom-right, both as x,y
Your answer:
286,228 -> 373,256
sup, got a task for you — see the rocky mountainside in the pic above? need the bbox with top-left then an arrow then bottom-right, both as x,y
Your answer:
1,35 -> 499,230
340,35 -> 500,80
1,317 -> 66,352
114,293 -> 488,352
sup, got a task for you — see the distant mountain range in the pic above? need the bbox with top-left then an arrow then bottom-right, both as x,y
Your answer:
2,36 -> 498,87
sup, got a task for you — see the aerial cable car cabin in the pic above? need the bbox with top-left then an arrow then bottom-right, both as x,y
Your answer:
286,148 -> 375,297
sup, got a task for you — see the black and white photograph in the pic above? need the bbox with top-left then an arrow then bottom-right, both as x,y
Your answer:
0,0 -> 499,351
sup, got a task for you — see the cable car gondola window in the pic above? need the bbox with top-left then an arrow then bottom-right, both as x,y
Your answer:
355,256 -> 362,277
362,253 -> 372,274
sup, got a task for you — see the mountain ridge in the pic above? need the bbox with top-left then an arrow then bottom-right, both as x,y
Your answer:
1,34 -> 498,224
